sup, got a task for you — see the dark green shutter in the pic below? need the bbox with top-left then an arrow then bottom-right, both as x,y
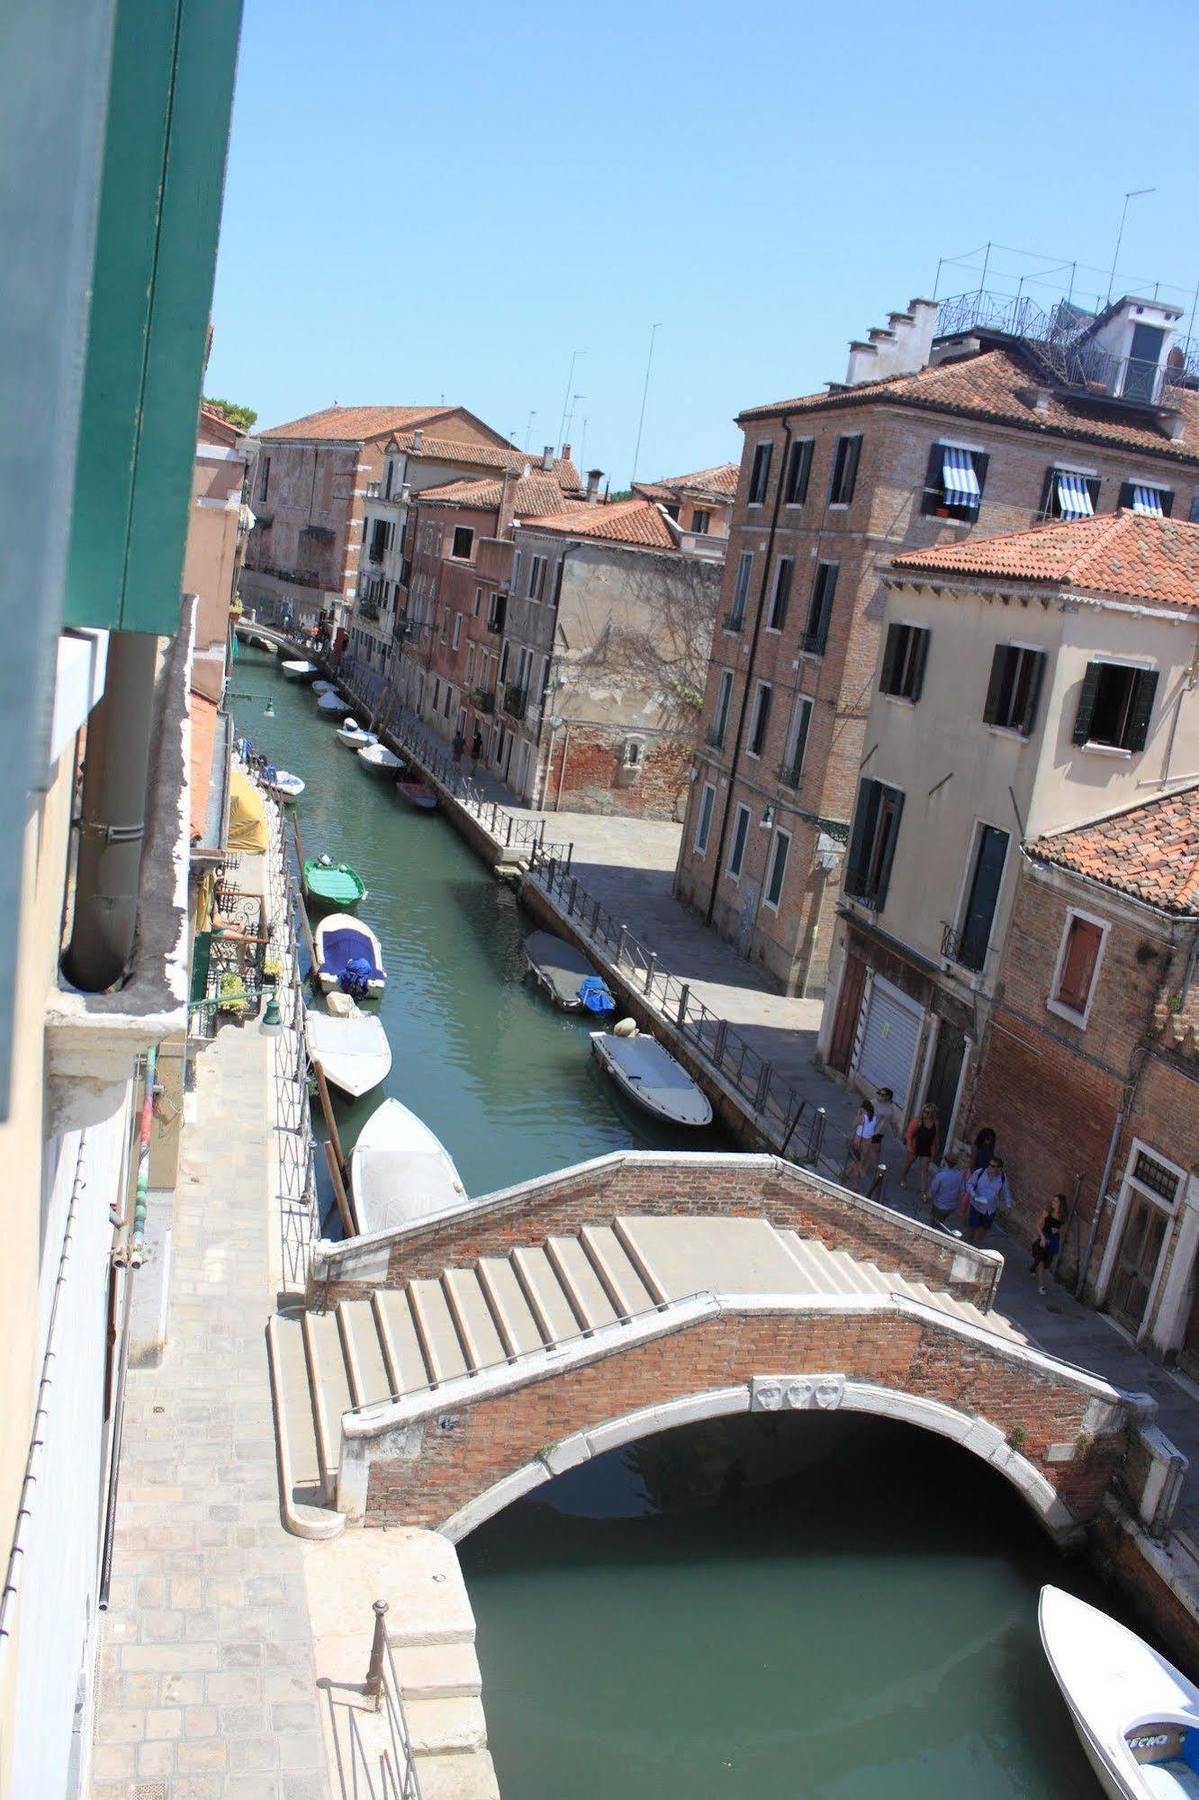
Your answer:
1160,490 -> 1175,518
982,645 -> 1008,725
841,435 -> 862,502
921,443 -> 944,516
971,451 -> 990,510
910,628 -> 931,702
1020,651 -> 1046,737
1086,477 -> 1102,511
1039,467 -> 1057,518
1118,481 -> 1136,510
794,440 -> 813,504
1126,669 -> 1159,751
1073,662 -> 1102,744
845,779 -> 877,897
791,701 -> 812,779
879,624 -> 901,694
875,788 -> 904,907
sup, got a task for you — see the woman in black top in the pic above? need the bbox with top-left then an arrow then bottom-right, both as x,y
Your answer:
1030,1194 -> 1065,1295
972,1126 -> 997,1174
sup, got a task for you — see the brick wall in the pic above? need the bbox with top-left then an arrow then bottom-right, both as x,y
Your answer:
317,1152 -> 1001,1308
360,1307 -> 1125,1530
545,726 -> 693,820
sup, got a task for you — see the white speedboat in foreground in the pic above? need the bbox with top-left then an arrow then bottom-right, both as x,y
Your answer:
357,742 -> 403,777
590,1025 -> 712,1127
336,719 -> 378,750
349,1097 -> 466,1235
264,767 -> 304,804
304,996 -> 392,1099
280,659 -> 317,681
316,689 -> 353,717
1040,1585 -> 1199,1798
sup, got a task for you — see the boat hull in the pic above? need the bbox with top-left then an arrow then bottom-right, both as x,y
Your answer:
358,746 -> 403,777
524,930 -> 606,1011
302,859 -> 367,910
304,1008 -> 392,1099
280,661 -> 317,681
395,780 -> 437,812
589,1031 -> 713,1127
349,1097 -> 466,1235
313,913 -> 387,997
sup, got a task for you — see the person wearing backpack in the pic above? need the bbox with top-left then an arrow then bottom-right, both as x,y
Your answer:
965,1156 -> 1012,1244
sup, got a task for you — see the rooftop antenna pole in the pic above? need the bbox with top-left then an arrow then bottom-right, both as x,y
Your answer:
630,321 -> 662,486
579,417 -> 589,469
1106,189 -> 1155,304
932,256 -> 943,300
1180,272 -> 1199,380
977,242 -> 991,300
557,351 -> 584,451
523,410 -> 537,451
564,393 -> 585,447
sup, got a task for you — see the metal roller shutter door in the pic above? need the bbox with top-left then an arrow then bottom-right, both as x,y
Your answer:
856,981 -> 922,1108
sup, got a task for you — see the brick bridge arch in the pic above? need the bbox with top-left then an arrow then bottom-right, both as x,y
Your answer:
336,1292 -> 1134,1548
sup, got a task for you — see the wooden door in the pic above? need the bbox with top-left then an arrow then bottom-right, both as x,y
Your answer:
828,954 -> 866,1075
1108,1195 -> 1168,1333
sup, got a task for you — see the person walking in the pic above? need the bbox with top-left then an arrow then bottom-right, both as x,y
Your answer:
452,727 -> 465,765
1030,1195 -> 1065,1295
971,1125 -> 997,1174
927,1153 -> 965,1232
845,1100 -> 879,1193
965,1156 -> 1012,1244
901,1104 -> 940,1199
871,1087 -> 901,1156
470,726 -> 483,774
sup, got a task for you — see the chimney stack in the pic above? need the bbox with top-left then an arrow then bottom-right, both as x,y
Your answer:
562,443 -> 572,463
412,429 -> 423,452
497,469 -> 518,538
541,444 -> 554,471
585,468 -> 603,504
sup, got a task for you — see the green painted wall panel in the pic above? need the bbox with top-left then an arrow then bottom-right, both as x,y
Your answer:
64,0 -> 242,633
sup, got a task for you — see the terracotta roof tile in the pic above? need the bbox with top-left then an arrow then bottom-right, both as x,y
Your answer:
634,463 -> 739,501
738,346 -> 1199,465
387,433 -> 581,489
890,511 -> 1199,608
1029,783 -> 1199,915
416,474 -> 588,517
260,404 -> 456,442
520,497 -> 678,550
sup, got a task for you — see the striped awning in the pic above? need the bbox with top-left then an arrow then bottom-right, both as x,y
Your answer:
1055,472 -> 1094,520
1132,484 -> 1165,516
942,446 -> 980,501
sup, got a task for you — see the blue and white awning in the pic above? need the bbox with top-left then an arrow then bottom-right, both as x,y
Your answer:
942,446 -> 980,502
1132,484 -> 1165,516
1055,472 -> 1094,520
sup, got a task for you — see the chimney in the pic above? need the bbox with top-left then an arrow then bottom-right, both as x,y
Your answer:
585,468 -> 603,504
562,443 -> 572,463
497,469 -> 518,538
541,444 -> 554,471
412,429 -> 423,452
844,298 -> 939,386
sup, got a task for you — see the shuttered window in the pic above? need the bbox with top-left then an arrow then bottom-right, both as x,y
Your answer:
1055,915 -> 1104,1015
803,562 -> 838,654
765,830 -> 791,910
726,551 -> 753,631
845,778 -> 904,909
1040,467 -> 1101,520
922,443 -> 989,519
694,782 -> 716,855
982,644 -> 1046,736
728,804 -> 751,878
783,438 -> 813,505
748,682 -> 772,757
748,442 -> 773,505
879,624 -> 930,701
829,434 -> 862,505
768,557 -> 794,631
1073,663 -> 1159,752
1118,480 -> 1173,516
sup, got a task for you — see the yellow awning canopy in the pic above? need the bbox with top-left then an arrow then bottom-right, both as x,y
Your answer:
227,768 -> 268,854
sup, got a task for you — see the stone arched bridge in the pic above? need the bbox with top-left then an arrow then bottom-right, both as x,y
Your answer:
268,1153 -> 1151,1548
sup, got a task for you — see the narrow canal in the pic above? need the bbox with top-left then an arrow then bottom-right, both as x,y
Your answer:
239,647 -> 1113,1798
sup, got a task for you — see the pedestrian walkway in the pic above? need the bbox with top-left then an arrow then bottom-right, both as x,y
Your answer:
91,1021 -> 329,1800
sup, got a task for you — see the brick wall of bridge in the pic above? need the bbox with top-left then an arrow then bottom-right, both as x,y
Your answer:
360,1307 -> 1122,1532
315,1154 -> 1001,1309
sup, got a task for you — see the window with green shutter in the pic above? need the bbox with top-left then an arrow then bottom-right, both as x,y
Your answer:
1073,663 -> 1159,751
879,624 -> 930,701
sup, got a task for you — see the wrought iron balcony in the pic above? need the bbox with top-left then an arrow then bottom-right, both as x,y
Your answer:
778,759 -> 803,790
705,725 -> 726,750
358,599 -> 380,622
722,610 -> 745,634
940,920 -> 986,972
472,687 -> 495,714
503,684 -> 528,721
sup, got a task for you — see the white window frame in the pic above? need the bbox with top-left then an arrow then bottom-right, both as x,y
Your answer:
622,737 -> 644,772
694,781 -> 716,855
763,828 -> 791,912
1046,905 -> 1110,1028
1095,1136 -> 1187,1323
727,803 -> 751,880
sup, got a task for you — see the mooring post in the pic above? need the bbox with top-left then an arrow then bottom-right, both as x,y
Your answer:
365,1599 -> 389,1709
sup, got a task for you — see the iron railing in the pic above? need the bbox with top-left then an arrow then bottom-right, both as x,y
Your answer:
940,919 -> 986,972
503,683 -> 528,720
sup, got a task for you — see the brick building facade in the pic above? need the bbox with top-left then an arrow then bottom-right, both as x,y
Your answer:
674,294 -> 1199,997
965,785 -> 1199,1365
632,462 -> 738,543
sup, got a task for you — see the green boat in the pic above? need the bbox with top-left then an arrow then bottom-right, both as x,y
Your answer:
303,856 -> 367,910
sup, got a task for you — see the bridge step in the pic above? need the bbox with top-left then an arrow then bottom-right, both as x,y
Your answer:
413,1749 -> 501,1800
392,1640 -> 482,1700
269,1214 -> 1031,1538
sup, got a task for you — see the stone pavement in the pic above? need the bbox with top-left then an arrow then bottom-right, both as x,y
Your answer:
91,1020 -> 329,1800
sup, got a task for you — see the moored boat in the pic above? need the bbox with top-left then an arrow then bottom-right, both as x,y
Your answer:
357,743 -> 404,778
312,679 -> 334,696
316,689 -> 353,717
303,855 -> 367,910
304,996 -> 392,1098
524,931 -> 615,1014
336,719 -> 378,750
1039,1585 -> 1199,1798
264,766 -> 305,804
590,1025 -> 713,1127
280,659 -> 317,681
395,776 -> 438,812
349,1096 -> 466,1235
313,914 -> 387,997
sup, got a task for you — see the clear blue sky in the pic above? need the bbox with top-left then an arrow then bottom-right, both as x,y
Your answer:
207,0 -> 1199,486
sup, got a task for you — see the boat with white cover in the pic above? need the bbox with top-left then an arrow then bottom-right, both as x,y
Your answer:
312,679 -> 334,695
357,742 -> 403,777
1040,1585 -> 1199,1798
349,1096 -> 467,1235
264,767 -> 304,804
336,719 -> 378,750
304,995 -> 392,1099
589,1025 -> 712,1127
316,689 -> 353,717
280,659 -> 317,681
313,913 -> 387,996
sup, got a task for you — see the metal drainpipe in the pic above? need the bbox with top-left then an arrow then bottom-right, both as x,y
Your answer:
705,418 -> 794,926
62,630 -> 160,992
129,1045 -> 158,1268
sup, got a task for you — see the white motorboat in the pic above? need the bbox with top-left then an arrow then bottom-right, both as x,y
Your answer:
589,1026 -> 713,1127
304,996 -> 392,1099
349,1097 -> 466,1236
264,767 -> 304,804
357,742 -> 403,777
313,913 -> 387,996
1040,1585 -> 1199,1798
312,679 -> 334,696
316,689 -> 353,717
280,659 -> 317,681
336,719 -> 378,750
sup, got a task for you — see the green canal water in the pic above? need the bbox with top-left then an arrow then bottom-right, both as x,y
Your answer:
238,649 -> 1111,1797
